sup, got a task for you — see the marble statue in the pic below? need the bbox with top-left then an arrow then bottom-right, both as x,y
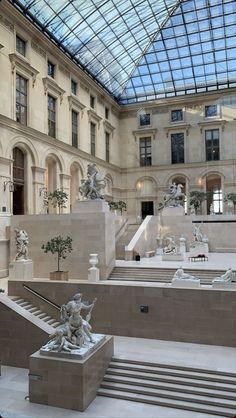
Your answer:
213,268 -> 235,283
193,224 -> 204,242
14,228 -> 29,261
173,267 -> 199,281
41,293 -> 98,355
163,236 -> 178,254
79,163 -> 106,200
209,203 -> 214,215
190,205 -> 196,215
159,183 -> 185,210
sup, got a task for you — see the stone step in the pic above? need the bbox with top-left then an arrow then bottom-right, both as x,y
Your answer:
97,388 -> 236,417
109,362 -> 236,385
104,374 -> 236,401
100,381 -> 236,409
51,321 -> 60,328
106,369 -> 236,393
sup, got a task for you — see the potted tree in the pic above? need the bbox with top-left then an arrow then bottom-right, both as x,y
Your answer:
189,191 -> 213,214
41,235 -> 73,280
47,189 -> 68,213
117,200 -> 127,215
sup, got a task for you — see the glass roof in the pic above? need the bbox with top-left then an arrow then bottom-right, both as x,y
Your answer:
10,0 -> 236,104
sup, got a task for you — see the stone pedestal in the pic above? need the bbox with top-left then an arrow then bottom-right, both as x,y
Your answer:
162,254 -> 184,261
162,206 -> 184,216
189,242 -> 209,257
171,278 -> 201,288
212,282 -> 236,290
29,336 -> 113,412
73,199 -> 109,213
9,259 -> 33,280
179,236 -> 186,255
88,267 -> 100,282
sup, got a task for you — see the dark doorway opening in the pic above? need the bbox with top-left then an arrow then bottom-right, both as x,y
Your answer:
141,201 -> 154,219
13,147 -> 25,215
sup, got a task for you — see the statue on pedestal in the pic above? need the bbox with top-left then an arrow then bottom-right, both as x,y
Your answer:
173,267 -> 199,281
79,164 -> 106,200
159,183 -> 185,210
193,224 -> 204,242
163,236 -> 178,254
14,229 -> 29,261
213,268 -> 235,284
42,293 -> 97,354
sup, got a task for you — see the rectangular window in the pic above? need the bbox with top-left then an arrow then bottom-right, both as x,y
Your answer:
105,132 -> 110,162
171,109 -> 183,122
90,95 -> 95,109
48,61 -> 55,78
171,133 -> 184,164
139,113 -> 151,126
16,74 -> 27,125
71,79 -> 77,95
205,105 -> 217,117
16,35 -> 26,56
205,129 -> 220,161
139,137 -> 152,166
105,107 -> 109,119
72,110 -> 78,148
48,95 -> 56,138
90,122 -> 96,156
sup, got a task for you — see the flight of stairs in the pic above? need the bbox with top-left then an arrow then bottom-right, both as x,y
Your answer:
109,267 -> 227,284
116,224 -> 140,260
98,358 -> 236,417
9,296 -> 60,328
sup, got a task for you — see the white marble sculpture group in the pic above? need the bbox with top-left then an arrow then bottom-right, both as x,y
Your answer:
159,182 -> 185,210
14,228 -> 29,261
41,293 -> 104,358
79,163 -> 106,200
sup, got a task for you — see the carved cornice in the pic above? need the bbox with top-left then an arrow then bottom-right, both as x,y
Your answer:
31,40 -> 46,58
0,14 -> 14,33
164,124 -> 191,137
198,119 -> 227,133
59,64 -> 70,78
103,120 -> 115,133
80,82 -> 90,93
9,53 -> 39,87
87,109 -> 102,126
42,77 -> 65,104
132,128 -> 158,141
68,95 -> 86,114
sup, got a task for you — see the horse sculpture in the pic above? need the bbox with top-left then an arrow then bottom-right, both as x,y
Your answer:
158,183 -> 185,210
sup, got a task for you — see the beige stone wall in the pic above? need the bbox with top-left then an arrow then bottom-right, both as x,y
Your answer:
8,280 -> 236,347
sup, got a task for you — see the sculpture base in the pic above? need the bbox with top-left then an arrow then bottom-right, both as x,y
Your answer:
8,259 -> 33,281
162,206 -> 184,216
212,282 -> 236,289
73,200 -> 109,213
40,333 -> 106,360
88,267 -> 100,282
189,242 -> 209,257
162,254 -> 184,261
29,336 -> 113,412
171,278 -> 201,288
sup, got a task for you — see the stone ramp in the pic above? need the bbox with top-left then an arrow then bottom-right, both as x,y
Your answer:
109,266 -> 228,284
116,224 -> 140,260
98,357 -> 236,417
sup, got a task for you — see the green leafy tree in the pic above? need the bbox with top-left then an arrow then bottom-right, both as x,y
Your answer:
108,201 -> 118,211
117,200 -> 127,215
0,289 -> 5,293
189,191 -> 213,212
41,236 -> 73,272
47,190 -> 68,213
224,193 -> 236,203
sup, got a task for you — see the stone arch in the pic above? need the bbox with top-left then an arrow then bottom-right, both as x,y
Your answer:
135,175 -> 158,192
203,171 -> 224,214
41,148 -> 65,173
165,172 -> 190,187
6,136 -> 39,166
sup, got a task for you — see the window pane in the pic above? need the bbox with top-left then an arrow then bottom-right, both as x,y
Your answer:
171,133 -> 184,164
139,137 -> 152,166
16,74 -> 27,125
48,95 -> 56,137
16,35 -> 26,56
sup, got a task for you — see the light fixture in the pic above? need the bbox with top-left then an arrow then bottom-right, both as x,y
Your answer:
3,180 -> 15,192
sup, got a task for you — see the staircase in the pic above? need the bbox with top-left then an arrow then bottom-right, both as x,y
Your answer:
98,358 -> 236,417
9,296 -> 60,328
115,224 -> 140,260
109,267 -> 227,284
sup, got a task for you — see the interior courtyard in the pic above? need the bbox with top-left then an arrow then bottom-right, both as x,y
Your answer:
0,0 -> 236,417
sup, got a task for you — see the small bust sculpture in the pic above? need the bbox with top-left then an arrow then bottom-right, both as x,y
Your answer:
79,163 -> 106,200
213,268 -> 235,283
14,228 -> 29,261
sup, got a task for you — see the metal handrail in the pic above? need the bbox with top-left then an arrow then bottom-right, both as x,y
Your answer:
23,284 -> 60,310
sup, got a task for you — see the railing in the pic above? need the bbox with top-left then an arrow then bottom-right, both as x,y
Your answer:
23,284 -> 60,310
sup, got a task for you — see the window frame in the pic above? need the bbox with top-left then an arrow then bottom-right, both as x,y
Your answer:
138,112 -> 151,128
16,35 -> 26,57
139,137 -> 152,167
72,110 -> 78,148
48,60 -> 55,79
205,128 -> 220,161
170,109 -> 184,123
16,73 -> 27,125
204,104 -> 219,118
90,95 -> 95,109
90,122 -> 96,156
105,131 -> 110,163
171,132 -> 185,164
71,79 -> 77,95
48,94 -> 56,138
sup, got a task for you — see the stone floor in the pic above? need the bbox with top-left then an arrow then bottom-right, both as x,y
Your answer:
116,252 -> 236,270
1,336 -> 236,418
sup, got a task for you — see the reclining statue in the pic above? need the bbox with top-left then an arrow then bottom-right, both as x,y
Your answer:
213,268 -> 235,283
173,267 -> 199,281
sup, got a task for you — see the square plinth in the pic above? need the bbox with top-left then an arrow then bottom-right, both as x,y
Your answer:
29,335 -> 113,411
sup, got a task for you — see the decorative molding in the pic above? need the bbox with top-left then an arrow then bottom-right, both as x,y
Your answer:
132,128 -> 158,141
9,53 -> 39,87
98,94 -> 105,105
87,109 -> 102,127
198,119 -> 227,133
31,41 -> 46,58
59,64 -> 70,79
80,82 -> 89,93
68,95 -> 86,114
0,14 -> 14,33
111,106 -> 120,117
164,124 -> 191,138
103,120 -> 115,137
42,77 -> 65,104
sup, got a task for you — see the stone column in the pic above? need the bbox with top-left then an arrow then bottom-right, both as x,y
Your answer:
59,173 -> 71,213
32,166 -> 46,214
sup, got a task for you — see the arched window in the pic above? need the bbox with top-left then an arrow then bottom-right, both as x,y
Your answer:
13,147 -> 25,214
206,174 -> 222,214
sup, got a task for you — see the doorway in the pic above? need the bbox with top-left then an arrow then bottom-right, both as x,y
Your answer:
13,147 -> 25,215
141,201 -> 154,219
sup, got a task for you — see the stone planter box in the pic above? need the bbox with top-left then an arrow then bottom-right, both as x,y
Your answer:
49,271 -> 68,281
